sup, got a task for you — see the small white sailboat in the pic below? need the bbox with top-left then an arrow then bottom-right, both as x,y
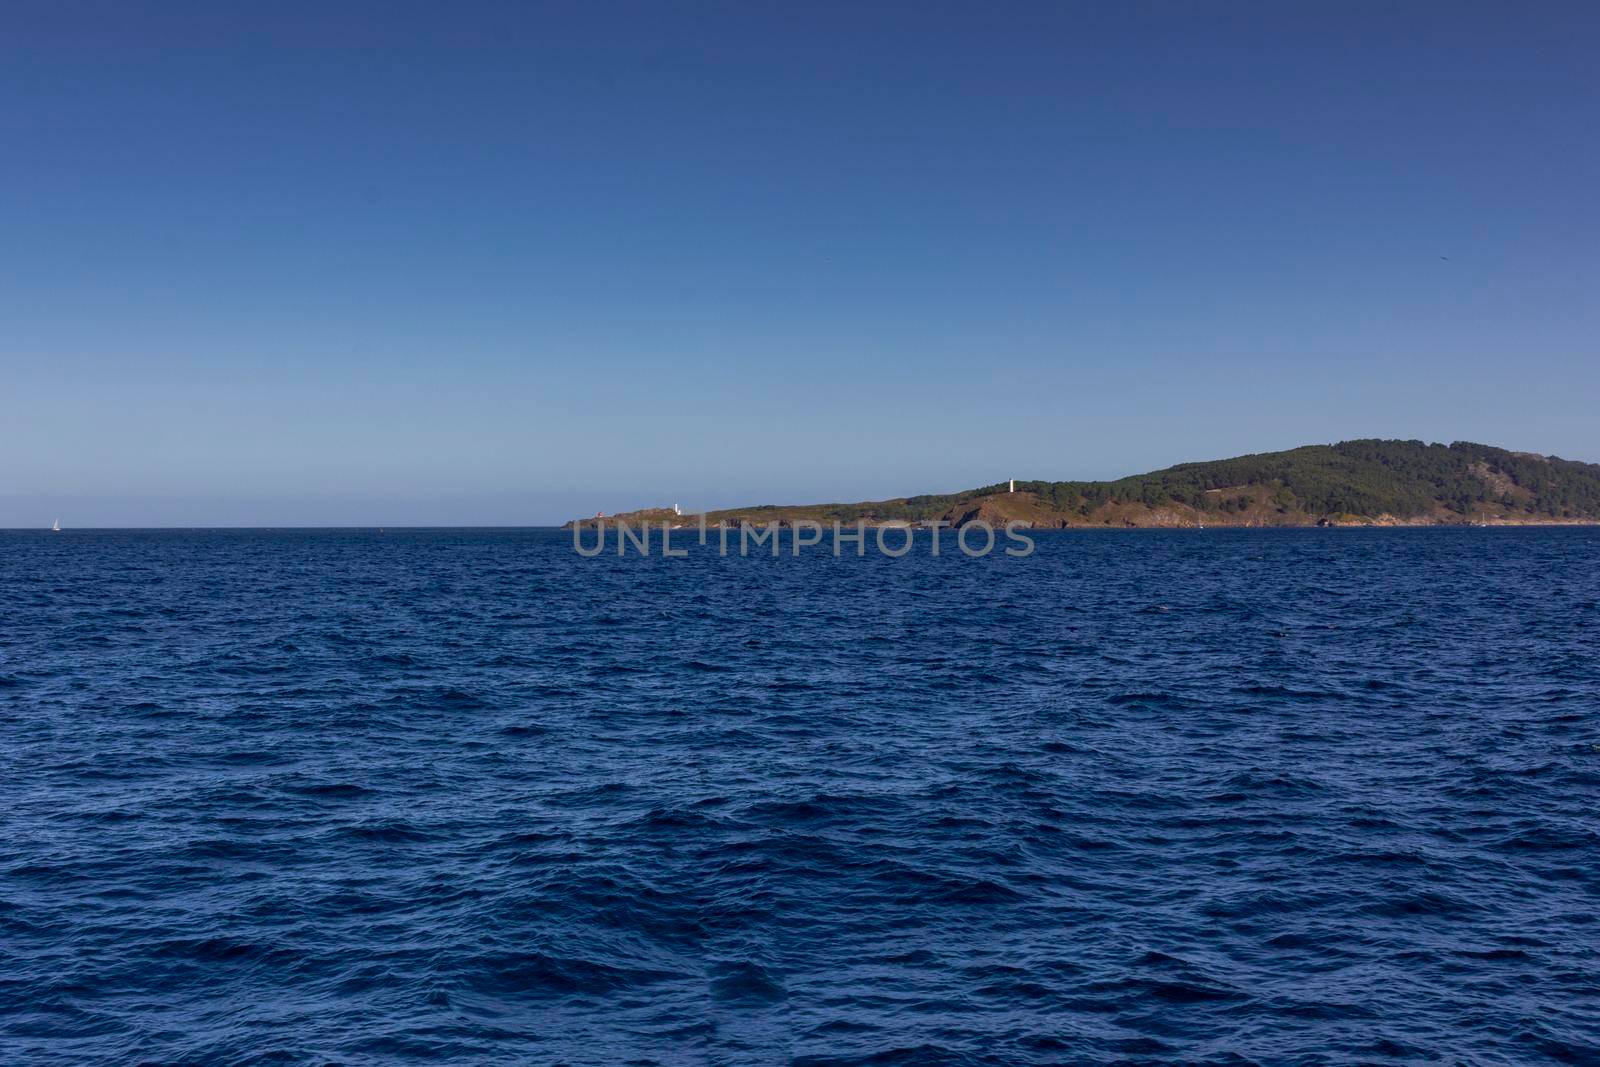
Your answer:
51,519 -> 60,533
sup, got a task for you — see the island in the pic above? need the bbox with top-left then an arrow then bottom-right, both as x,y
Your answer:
568,439 -> 1600,529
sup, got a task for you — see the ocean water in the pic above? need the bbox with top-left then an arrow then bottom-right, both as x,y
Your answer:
3,527 -> 1598,1066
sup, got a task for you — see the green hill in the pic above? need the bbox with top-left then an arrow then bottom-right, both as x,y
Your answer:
1010,439 -> 1600,523
575,440 -> 1600,528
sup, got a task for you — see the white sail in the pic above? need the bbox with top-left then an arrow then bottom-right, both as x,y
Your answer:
52,519 -> 60,532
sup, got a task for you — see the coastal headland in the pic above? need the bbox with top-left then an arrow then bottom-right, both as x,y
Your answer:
568,440 -> 1600,530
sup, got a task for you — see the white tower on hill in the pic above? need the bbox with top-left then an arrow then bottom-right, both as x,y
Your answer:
1009,479 -> 1015,494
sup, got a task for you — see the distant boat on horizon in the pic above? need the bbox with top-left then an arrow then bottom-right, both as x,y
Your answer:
51,519 -> 60,533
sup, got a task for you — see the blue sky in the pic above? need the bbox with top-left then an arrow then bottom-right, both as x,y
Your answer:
3,2 -> 1596,525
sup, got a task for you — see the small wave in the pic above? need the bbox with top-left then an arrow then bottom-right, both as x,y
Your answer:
332,820 -> 433,843
709,960 -> 786,1004
462,951 -> 684,998
283,781 -> 373,799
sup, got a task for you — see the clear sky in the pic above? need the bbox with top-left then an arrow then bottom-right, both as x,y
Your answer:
3,2 -> 1596,526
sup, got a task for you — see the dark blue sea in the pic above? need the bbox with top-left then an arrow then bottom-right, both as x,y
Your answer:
3,528 -> 1598,1065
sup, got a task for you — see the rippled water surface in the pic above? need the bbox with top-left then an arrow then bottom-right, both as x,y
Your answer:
3,528 -> 1598,1065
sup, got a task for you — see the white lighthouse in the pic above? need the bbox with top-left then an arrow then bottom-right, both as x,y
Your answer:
672,502 -> 682,516
1009,479 -> 1015,494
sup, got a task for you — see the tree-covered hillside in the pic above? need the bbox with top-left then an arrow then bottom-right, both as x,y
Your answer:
582,440 -> 1600,527
731,440 -> 1600,524
1010,440 -> 1600,519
